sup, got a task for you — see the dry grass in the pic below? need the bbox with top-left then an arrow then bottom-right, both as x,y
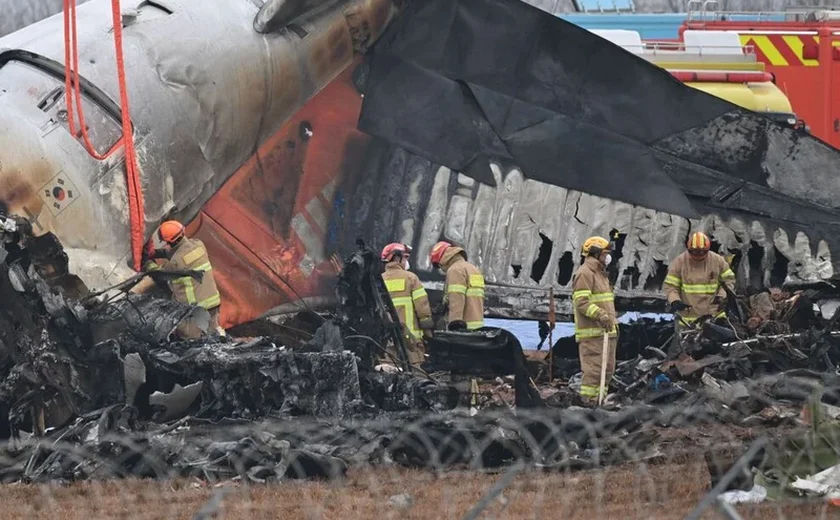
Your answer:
0,457 -> 832,519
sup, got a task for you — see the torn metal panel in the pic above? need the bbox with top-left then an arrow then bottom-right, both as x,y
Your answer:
89,294 -> 205,345
148,381 -> 203,422
123,353 -> 146,406
347,0 -> 840,318
138,340 -> 365,419
343,143 -> 837,319
225,82 -> 837,322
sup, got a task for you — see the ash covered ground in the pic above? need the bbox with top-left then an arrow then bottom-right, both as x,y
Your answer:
0,218 -> 839,515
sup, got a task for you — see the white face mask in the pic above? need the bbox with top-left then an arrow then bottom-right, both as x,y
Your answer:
604,254 -> 612,267
404,260 -> 411,271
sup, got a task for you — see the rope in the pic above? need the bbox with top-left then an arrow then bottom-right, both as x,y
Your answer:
63,0 -> 146,271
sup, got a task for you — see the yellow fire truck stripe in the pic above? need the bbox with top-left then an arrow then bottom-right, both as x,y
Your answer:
783,35 -> 818,67
740,35 -> 789,66
752,35 -> 789,66
816,35 -> 840,47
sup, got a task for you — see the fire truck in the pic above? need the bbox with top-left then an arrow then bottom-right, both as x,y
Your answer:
591,28 -> 797,127
680,6 -> 840,149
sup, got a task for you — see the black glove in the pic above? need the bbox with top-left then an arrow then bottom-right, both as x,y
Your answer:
448,320 -> 467,331
669,300 -> 690,313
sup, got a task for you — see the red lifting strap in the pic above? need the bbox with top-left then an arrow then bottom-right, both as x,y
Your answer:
63,0 -> 146,271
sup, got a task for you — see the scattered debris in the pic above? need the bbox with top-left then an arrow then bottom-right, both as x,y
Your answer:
719,484 -> 768,505
388,493 -> 414,509
2,221 -> 840,493
148,382 -> 204,422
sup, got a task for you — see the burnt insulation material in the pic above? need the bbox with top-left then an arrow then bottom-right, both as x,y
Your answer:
358,0 -> 840,240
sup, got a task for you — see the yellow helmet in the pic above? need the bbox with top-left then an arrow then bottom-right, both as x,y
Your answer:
687,231 -> 711,252
581,236 -> 610,257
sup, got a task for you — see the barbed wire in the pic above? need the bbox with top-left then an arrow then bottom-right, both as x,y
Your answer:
0,393 -> 836,520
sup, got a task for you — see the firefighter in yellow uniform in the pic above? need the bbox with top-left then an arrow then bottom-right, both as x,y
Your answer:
430,241 -> 485,331
380,243 -> 433,366
572,236 -> 618,405
663,231 -> 736,328
133,220 -> 224,339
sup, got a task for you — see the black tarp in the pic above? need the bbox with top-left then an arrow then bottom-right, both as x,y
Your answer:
358,0 -> 840,235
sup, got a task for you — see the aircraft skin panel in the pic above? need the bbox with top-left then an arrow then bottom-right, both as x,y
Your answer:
0,0 -> 400,294
193,65 -> 833,327
0,0 -> 837,327
190,67 -> 370,327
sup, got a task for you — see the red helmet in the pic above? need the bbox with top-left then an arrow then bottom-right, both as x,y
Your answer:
430,241 -> 452,266
158,220 -> 185,245
381,243 -> 412,262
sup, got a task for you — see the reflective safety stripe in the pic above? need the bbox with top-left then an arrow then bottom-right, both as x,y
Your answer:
469,274 -> 485,288
448,284 -> 467,295
580,385 -> 600,398
679,310 -> 727,324
172,274 -> 219,307
191,262 -> 212,272
682,283 -> 719,294
466,274 -> 485,298
389,296 -> 419,338
385,278 -> 406,293
145,261 -> 161,271
198,293 -> 221,309
572,290 -> 592,301
172,276 -> 197,304
720,268 -> 735,280
466,288 -> 485,298
390,296 -> 412,306
590,292 -> 614,303
664,275 -> 681,287
585,304 -> 601,319
575,327 -> 617,340
182,248 -> 205,266
466,320 -> 484,330
412,287 -> 427,300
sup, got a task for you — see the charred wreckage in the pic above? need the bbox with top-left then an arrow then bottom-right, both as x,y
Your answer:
0,214 -> 837,495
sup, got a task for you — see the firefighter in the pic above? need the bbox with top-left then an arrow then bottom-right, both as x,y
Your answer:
380,243 -> 433,366
663,231 -> 736,329
132,220 -> 224,339
572,236 -> 618,405
429,241 -> 485,331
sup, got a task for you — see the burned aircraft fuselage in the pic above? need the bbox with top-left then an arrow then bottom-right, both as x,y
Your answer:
1,0 -> 839,329
0,0 -> 400,299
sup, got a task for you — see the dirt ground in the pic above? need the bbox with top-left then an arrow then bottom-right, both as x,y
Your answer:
0,456 -> 832,520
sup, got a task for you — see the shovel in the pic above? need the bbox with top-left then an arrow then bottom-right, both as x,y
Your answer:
598,331 -> 609,406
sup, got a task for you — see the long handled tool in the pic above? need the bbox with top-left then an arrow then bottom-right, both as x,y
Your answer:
548,287 -> 555,383
598,331 -> 609,406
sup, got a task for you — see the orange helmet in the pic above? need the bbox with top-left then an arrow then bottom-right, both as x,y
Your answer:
157,220 -> 185,245
381,243 -> 411,262
430,241 -> 452,266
